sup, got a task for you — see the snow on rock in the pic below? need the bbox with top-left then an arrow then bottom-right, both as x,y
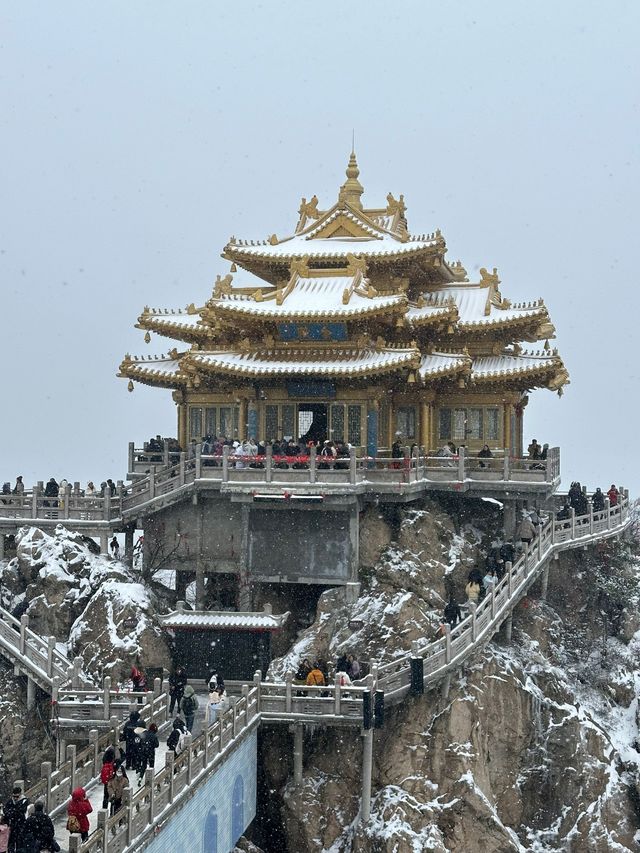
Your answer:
69,579 -> 171,681
268,498 -> 640,852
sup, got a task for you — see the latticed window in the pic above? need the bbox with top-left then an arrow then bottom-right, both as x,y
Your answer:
330,404 -> 345,442
486,408 -> 499,440
265,405 -> 279,441
205,407 -> 216,437
467,408 -> 483,440
396,407 -> 416,439
347,405 -> 362,446
189,407 -> 203,439
282,405 -> 295,440
438,408 -> 452,441
438,406 -> 501,442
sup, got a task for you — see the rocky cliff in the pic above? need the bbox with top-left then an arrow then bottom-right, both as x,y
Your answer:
260,498 -> 640,852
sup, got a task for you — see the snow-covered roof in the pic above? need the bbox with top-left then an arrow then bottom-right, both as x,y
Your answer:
418,352 -> 471,379
187,345 -> 419,378
118,354 -> 185,387
211,276 -> 404,319
417,286 -> 547,328
472,352 -> 558,379
140,311 -> 202,329
225,235 -> 437,260
160,609 -> 289,631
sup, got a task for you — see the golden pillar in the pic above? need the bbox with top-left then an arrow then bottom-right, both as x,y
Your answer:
420,401 -> 430,452
178,403 -> 187,449
387,399 -> 395,448
238,398 -> 248,440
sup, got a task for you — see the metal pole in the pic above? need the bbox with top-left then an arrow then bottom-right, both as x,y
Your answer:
360,727 -> 374,823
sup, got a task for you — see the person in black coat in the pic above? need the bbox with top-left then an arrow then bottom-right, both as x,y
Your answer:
169,666 -> 188,714
119,710 -> 141,769
592,488 -> 605,512
167,717 -> 187,753
4,786 -> 29,853
22,801 -> 57,853
443,596 -> 462,626
136,723 -> 159,783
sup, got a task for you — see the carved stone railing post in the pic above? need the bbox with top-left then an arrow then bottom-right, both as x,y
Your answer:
46,636 -> 56,677
469,601 -> 477,642
285,672 -> 293,713
350,448 -> 357,485
195,442 -> 202,479
457,446 -> 465,482
506,561 -> 513,599
445,624 -> 452,664
67,744 -> 77,793
19,614 -> 28,655
309,446 -> 316,484
222,445 -> 230,482
102,676 -> 111,721
179,451 -> 186,486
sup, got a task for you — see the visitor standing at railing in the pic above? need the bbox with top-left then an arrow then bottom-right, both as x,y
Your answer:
85,481 -> 97,499
607,485 -> 619,507
4,786 -> 28,853
22,800 -> 58,853
306,664 -> 325,686
107,766 -> 129,816
443,596 -> 462,626
180,684 -> 199,732
12,477 -> 23,496
527,439 -> 542,459
465,571 -> 483,604
120,709 -> 142,769
557,503 -> 572,521
110,536 -> 120,559
478,445 -> 493,468
167,718 -> 187,754
100,747 -> 117,810
592,488 -> 605,511
169,665 -> 188,714
66,788 -> 92,842
43,478 -> 58,508
136,723 -> 159,785
516,516 -> 536,547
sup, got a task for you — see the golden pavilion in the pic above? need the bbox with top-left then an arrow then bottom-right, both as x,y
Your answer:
118,152 -> 569,457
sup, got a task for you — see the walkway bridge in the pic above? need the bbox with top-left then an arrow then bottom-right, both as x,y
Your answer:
0,496 -> 629,851
0,445 -> 561,552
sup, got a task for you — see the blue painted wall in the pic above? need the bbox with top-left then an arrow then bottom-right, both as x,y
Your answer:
145,730 -> 257,853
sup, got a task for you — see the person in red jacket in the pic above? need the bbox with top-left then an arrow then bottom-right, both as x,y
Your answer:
67,787 -> 93,841
607,484 -> 619,507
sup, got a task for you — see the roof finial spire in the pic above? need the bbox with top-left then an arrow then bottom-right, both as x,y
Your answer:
339,145 -> 364,210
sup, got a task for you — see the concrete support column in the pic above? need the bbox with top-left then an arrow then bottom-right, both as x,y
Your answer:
441,673 -> 451,700
540,563 -> 549,601
99,532 -> 109,554
349,504 -> 360,583
293,723 -> 303,785
503,500 -> 517,540
195,565 -> 206,611
504,614 -> 513,643
0,534 -> 4,560
124,528 -> 134,566
195,506 -> 205,610
238,505 -> 252,611
26,677 -> 36,711
360,727 -> 374,823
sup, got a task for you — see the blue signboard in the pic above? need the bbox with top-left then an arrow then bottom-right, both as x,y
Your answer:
278,323 -> 348,342
287,381 -> 336,399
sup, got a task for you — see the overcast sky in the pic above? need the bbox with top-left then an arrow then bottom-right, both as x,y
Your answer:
1,1 -> 638,495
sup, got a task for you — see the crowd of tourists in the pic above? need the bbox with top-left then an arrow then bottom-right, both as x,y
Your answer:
293,652 -> 362,687
441,474 -> 625,624
1,476 -> 119,507
0,787 -> 59,852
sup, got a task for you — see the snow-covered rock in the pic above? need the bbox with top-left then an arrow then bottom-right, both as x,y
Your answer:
69,580 -> 171,681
